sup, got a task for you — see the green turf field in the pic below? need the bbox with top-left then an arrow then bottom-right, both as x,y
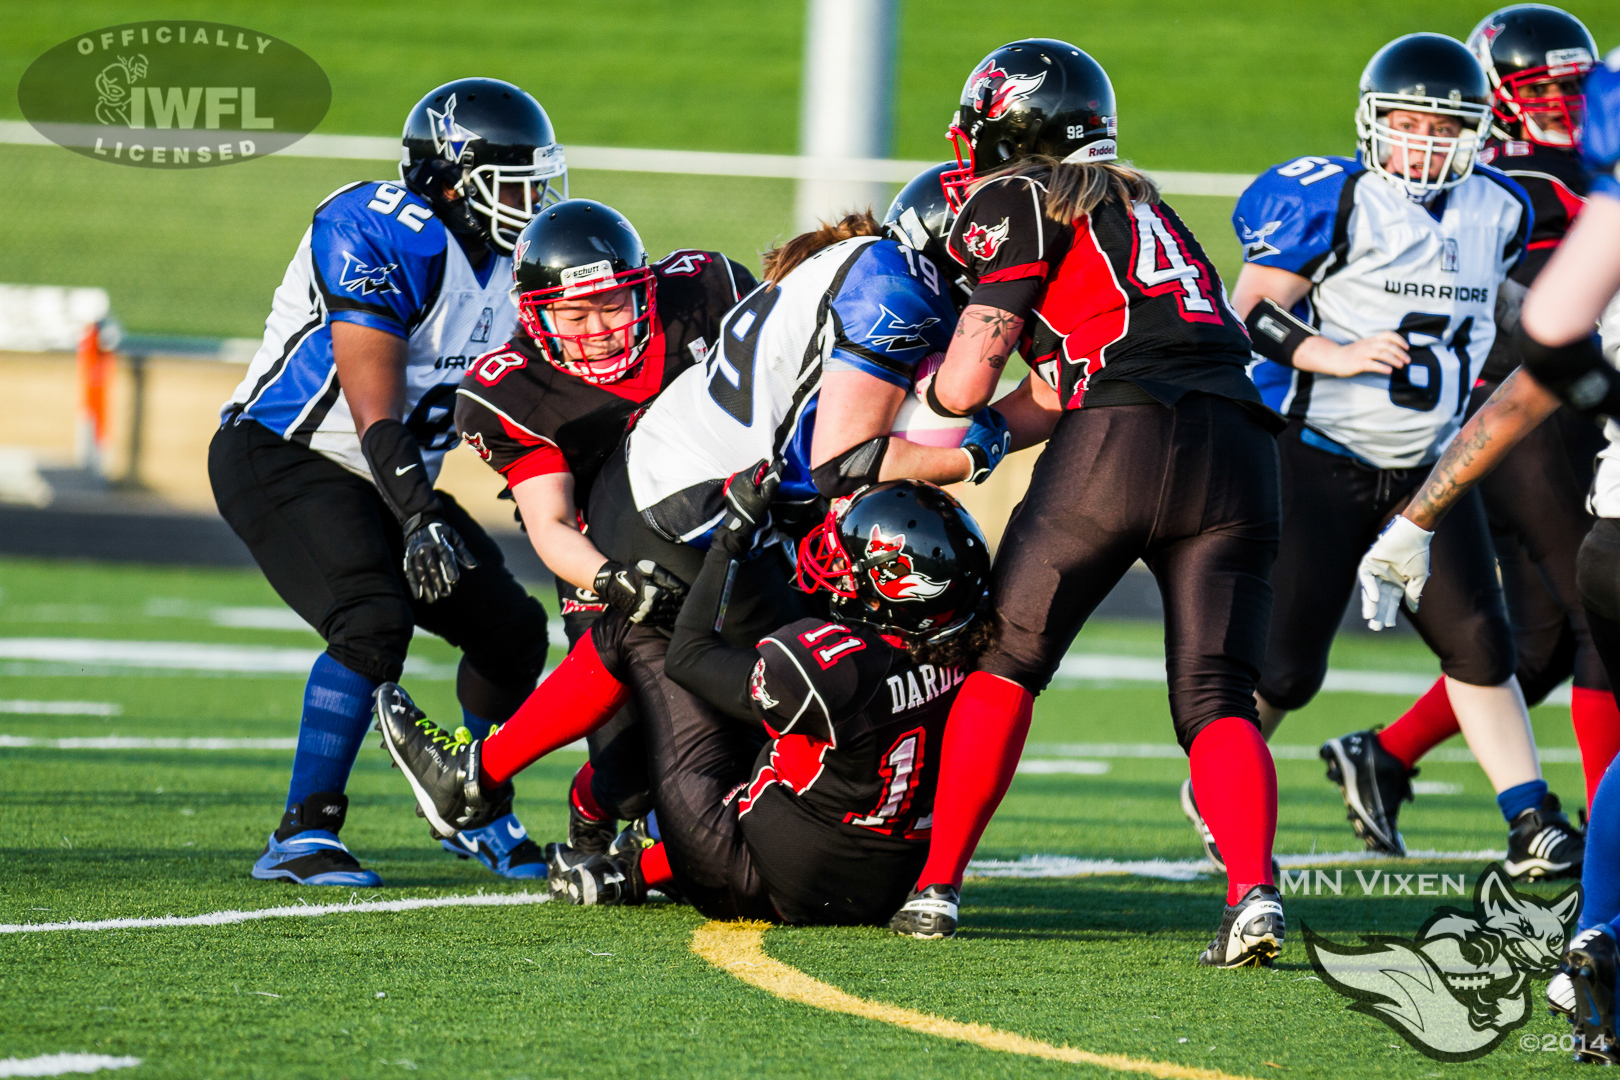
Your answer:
4,1 -> 1618,337
0,556 -> 1594,1078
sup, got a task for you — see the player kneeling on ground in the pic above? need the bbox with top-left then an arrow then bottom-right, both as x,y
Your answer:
372,468 -> 992,925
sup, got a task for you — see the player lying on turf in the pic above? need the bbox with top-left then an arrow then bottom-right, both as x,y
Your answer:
1203,31 -> 1583,881
895,39 -> 1287,968
210,79 -> 562,885
372,470 -> 992,924
453,199 -> 756,863
1304,5 -> 1612,875
1354,49 -> 1620,1061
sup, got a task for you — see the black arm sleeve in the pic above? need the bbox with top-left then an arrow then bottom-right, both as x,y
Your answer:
811,436 -> 888,498
360,418 -> 443,525
1516,324 -> 1620,416
1244,298 -> 1317,367
665,539 -> 765,723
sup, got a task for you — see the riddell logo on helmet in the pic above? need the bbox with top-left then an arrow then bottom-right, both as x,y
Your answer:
865,525 -> 948,602
964,59 -> 1046,120
961,217 -> 1009,260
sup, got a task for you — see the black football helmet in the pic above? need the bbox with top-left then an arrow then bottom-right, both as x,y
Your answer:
882,163 -> 970,309
511,200 -> 656,385
796,481 -> 990,645
1356,34 -> 1494,198
941,39 -> 1117,211
401,78 -> 567,252
1468,5 -> 1597,147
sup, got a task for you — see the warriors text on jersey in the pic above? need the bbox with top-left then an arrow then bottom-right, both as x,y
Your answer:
222,181 -> 515,479
732,618 -> 962,850
624,237 -> 958,544
947,171 -> 1262,413
452,250 -> 756,504
1235,155 -> 1531,468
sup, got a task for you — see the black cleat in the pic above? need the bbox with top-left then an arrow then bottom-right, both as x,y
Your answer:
250,792 -> 381,887
372,683 -> 511,839
1180,779 -> 1225,872
1320,730 -> 1413,856
1199,884 -> 1285,968
1550,927 -> 1612,1024
556,852 -> 638,906
1565,926 -> 1619,1064
1505,792 -> 1585,880
890,884 -> 959,939
568,800 -> 617,857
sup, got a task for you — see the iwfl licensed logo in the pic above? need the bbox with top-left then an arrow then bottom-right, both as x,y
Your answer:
1306,864 -> 1579,1061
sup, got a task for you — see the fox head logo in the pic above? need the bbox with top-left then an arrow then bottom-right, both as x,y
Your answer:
864,525 -> 948,602
964,60 -> 1047,120
961,217 -> 1010,261
1307,864 -> 1581,1061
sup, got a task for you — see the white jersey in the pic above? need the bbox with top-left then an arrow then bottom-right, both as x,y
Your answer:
223,181 -> 516,481
1590,294 -> 1620,518
625,234 -> 957,544
1236,156 -> 1530,468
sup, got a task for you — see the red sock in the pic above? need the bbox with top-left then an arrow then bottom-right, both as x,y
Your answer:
915,672 -> 1034,890
1572,687 -> 1620,812
1189,716 -> 1277,905
570,761 -> 606,822
639,841 -> 674,891
1375,676 -> 1460,769
480,634 -> 629,785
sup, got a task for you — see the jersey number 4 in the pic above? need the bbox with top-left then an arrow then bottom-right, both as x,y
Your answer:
1127,204 -> 1225,325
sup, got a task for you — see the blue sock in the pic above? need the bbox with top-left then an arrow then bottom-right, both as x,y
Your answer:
1581,759 -> 1620,931
286,654 -> 380,812
645,810 -> 661,841
1497,778 -> 1548,823
460,709 -> 498,739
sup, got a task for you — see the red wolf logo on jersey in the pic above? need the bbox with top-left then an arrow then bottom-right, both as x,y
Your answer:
965,60 -> 1047,120
866,525 -> 948,602
961,217 -> 1010,261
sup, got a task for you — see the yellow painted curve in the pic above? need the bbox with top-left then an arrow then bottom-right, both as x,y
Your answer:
691,920 -> 1260,1080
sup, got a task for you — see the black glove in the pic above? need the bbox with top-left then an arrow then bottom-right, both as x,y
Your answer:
716,458 -> 781,553
402,513 -> 478,604
594,559 -> 687,627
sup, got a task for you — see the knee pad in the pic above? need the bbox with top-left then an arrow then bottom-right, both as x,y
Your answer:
1437,609 -> 1518,688
1579,524 -> 1620,625
322,597 -> 414,683
456,655 -> 541,724
1255,669 -> 1325,714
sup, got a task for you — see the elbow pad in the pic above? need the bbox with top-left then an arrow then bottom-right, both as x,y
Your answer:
361,418 -> 442,525
1515,324 -> 1620,417
812,436 -> 888,498
1244,298 -> 1317,367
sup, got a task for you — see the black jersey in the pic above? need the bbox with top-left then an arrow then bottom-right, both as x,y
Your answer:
947,171 -> 1261,413
731,617 -> 965,844
453,250 -> 755,501
1476,141 -> 1589,382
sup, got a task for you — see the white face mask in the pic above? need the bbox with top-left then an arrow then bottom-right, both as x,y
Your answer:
1356,94 -> 1492,200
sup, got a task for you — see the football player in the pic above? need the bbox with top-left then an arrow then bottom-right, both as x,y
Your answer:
1314,6 -> 1612,861
210,79 -> 564,885
371,470 -> 992,924
1357,48 -> 1620,1060
453,199 -> 756,856
893,40 -> 1288,967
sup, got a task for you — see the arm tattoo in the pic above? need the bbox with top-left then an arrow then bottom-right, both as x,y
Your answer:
1406,371 -> 1526,528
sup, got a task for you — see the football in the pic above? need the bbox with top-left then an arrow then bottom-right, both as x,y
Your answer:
891,351 -> 971,447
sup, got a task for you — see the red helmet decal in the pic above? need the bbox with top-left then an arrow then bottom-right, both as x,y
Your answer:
865,524 -> 948,602
965,59 -> 1047,120
960,217 -> 1010,261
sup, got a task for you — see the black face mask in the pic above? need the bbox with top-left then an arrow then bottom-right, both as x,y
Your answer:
402,156 -> 493,260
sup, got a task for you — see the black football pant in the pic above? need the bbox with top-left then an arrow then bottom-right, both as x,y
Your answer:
559,588 -> 652,822
1578,520 -> 1620,693
1469,381 -> 1610,700
209,418 -> 548,716
980,394 -> 1281,749
1257,421 -> 1516,712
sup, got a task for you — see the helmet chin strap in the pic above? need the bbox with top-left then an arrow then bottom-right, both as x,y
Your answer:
402,157 -> 492,249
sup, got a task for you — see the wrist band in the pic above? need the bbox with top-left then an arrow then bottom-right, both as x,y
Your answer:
925,377 -> 973,418
1244,297 -> 1318,368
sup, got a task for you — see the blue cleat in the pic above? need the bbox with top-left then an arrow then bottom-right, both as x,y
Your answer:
440,810 -> 549,880
251,792 -> 382,887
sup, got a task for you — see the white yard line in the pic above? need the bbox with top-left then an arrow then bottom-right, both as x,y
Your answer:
0,735 -> 588,752
1023,741 -> 1585,765
0,701 -> 119,716
0,639 -> 453,678
0,121 -> 1257,195
967,849 -> 1508,881
0,890 -> 549,934
0,1054 -> 141,1077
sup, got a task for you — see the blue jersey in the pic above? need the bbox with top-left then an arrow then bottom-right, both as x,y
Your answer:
1234,155 -> 1530,467
222,181 -> 516,479
626,236 -> 958,544
1586,48 -> 1620,203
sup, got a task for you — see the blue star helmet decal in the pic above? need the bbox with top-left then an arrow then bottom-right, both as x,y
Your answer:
426,94 -> 482,163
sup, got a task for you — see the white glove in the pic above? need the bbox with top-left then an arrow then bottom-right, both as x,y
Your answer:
1358,515 -> 1434,631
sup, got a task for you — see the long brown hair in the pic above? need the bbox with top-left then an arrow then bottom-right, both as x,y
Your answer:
761,210 -> 884,284
975,155 -> 1160,225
